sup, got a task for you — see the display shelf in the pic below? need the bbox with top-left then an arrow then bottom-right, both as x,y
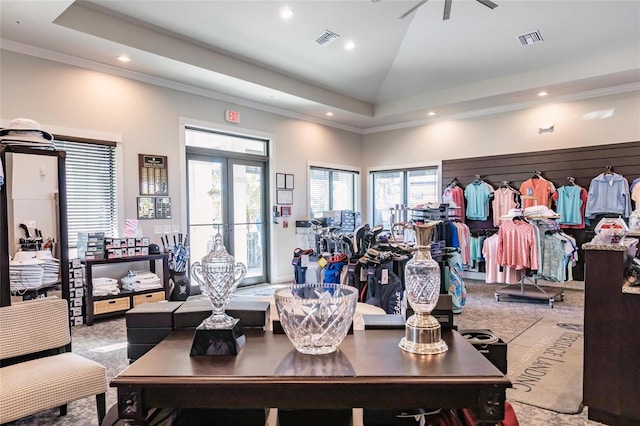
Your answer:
83,254 -> 170,325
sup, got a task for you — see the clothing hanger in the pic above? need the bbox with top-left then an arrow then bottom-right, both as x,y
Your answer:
501,180 -> 514,190
567,176 -> 576,186
604,165 -> 614,175
472,174 -> 483,184
531,170 -> 542,179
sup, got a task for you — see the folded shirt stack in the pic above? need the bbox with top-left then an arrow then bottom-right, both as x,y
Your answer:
121,270 -> 162,291
93,277 -> 120,296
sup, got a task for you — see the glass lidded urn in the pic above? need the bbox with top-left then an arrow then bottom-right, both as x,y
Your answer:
190,233 -> 247,329
399,221 -> 448,355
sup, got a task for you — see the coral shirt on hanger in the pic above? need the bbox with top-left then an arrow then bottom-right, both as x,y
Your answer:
519,177 -> 555,209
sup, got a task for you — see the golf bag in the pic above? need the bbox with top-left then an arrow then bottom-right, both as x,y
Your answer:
363,261 -> 403,315
443,248 -> 467,313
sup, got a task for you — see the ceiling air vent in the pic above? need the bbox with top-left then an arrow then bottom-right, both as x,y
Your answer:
517,30 -> 543,46
314,30 -> 340,47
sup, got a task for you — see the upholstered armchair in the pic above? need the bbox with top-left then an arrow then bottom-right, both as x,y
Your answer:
0,297 -> 107,424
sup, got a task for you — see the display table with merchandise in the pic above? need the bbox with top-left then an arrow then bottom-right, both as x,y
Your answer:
111,328 -> 510,424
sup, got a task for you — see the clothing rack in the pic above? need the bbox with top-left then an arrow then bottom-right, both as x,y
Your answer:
493,216 -> 565,308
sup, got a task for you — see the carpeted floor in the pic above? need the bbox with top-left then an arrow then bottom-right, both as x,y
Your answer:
7,280 -> 605,426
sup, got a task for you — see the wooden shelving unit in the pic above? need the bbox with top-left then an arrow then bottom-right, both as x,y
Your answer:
83,254 -> 170,325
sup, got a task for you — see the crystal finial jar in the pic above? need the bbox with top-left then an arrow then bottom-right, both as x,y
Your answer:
399,221 -> 448,354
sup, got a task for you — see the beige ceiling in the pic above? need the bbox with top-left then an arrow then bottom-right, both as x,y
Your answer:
1,0 -> 639,133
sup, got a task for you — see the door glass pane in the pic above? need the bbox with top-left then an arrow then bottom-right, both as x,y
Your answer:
188,159 -> 224,267
373,171 -> 403,229
232,164 -> 263,280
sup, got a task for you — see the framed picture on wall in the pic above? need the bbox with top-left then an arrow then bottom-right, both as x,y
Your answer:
285,174 -> 295,189
139,154 -> 168,195
276,173 -> 286,189
155,197 -> 172,219
137,197 -> 156,219
276,189 -> 293,205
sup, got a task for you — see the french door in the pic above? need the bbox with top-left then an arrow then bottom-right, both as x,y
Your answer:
187,153 -> 268,286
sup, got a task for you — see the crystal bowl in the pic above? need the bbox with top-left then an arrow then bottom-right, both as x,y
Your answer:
274,283 -> 358,355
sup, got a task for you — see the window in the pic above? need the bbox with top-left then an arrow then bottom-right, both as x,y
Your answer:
309,167 -> 359,218
185,126 -> 267,156
371,167 -> 439,229
54,137 -> 118,247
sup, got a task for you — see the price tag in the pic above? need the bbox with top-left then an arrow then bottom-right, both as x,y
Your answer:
317,257 -> 328,268
381,269 -> 389,285
360,267 -> 367,282
301,254 -> 309,267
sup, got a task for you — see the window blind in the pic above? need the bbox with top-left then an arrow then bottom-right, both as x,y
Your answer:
309,167 -> 359,217
53,139 -> 118,247
309,168 -> 330,217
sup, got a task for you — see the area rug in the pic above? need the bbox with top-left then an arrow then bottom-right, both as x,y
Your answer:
506,318 -> 584,414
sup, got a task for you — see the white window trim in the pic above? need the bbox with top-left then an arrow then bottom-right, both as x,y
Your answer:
178,116 -> 278,280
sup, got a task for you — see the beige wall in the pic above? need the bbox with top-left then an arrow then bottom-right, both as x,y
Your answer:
363,91 -> 640,165
0,50 -> 363,282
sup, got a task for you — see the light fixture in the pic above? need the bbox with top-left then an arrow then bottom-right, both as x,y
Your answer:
280,7 -> 294,20
538,91 -> 548,97
117,55 -> 131,63
428,111 -> 436,116
326,112 -> 334,117
538,122 -> 554,133
344,40 -> 356,51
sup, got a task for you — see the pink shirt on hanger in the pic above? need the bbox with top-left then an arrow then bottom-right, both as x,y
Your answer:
482,234 -> 522,284
497,219 -> 539,271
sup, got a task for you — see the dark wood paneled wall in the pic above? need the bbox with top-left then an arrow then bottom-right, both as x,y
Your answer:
442,141 -> 640,281
442,141 -> 640,193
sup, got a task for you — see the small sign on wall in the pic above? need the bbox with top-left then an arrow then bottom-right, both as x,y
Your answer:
225,110 -> 240,123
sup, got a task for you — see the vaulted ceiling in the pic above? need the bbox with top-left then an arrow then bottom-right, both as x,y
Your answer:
1,0 -> 639,132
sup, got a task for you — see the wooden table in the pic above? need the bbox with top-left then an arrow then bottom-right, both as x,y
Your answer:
111,329 -> 510,424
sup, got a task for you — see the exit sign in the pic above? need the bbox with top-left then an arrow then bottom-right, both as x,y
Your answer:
225,110 -> 240,123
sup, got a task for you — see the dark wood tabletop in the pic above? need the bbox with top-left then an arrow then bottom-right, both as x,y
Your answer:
112,329 -> 510,423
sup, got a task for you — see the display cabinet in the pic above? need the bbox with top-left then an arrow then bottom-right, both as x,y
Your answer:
583,241 -> 640,425
0,145 -> 69,306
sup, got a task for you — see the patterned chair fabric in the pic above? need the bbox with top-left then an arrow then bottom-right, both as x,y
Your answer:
0,298 -> 108,424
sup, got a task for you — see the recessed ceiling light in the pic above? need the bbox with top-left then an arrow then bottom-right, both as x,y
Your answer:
280,7 -> 294,20
326,112 -> 334,117
538,91 -> 548,97
428,111 -> 436,116
344,40 -> 356,51
117,55 -> 131,63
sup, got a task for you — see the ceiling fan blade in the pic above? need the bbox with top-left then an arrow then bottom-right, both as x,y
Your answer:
476,0 -> 499,9
399,0 -> 429,19
443,0 -> 452,20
